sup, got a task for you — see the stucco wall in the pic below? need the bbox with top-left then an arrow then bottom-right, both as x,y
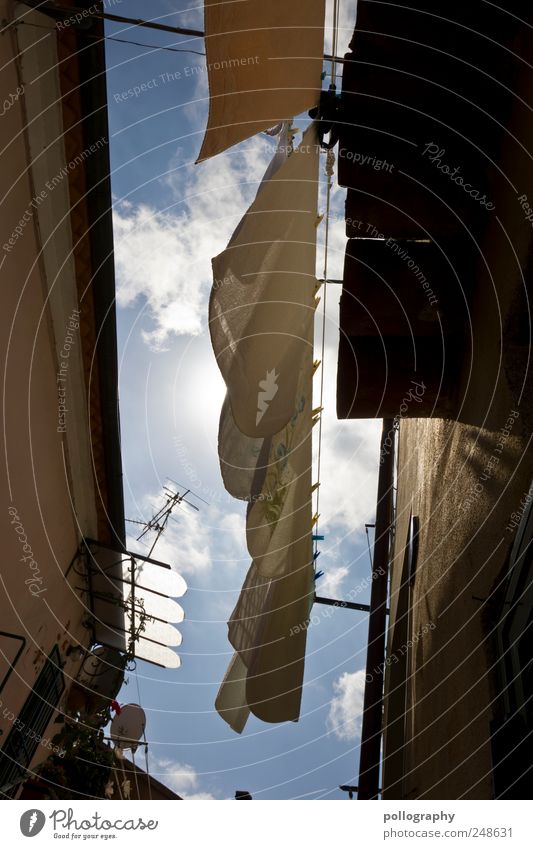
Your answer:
0,2 -> 100,788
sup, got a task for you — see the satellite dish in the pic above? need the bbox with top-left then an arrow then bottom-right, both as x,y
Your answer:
110,703 -> 146,751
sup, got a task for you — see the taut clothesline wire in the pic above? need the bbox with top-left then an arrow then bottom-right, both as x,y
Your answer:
314,0 -> 340,558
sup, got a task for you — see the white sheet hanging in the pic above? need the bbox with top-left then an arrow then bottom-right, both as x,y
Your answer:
211,123 -> 320,732
245,328 -> 313,580
217,393 -> 271,502
209,124 -> 320,439
216,552 -> 314,730
215,336 -> 315,731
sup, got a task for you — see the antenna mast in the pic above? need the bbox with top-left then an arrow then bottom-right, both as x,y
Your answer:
126,481 -> 207,558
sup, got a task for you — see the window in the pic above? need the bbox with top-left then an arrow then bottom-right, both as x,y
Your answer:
0,645 -> 64,797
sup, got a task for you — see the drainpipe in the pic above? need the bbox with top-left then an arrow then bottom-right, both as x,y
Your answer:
357,418 -> 395,799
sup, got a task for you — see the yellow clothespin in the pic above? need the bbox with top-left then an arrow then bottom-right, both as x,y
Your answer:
312,359 -> 321,375
312,512 -> 320,527
315,213 -> 324,228
311,482 -> 320,493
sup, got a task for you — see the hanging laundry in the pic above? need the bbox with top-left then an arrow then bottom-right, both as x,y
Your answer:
245,330 -> 314,579
244,555 -> 314,725
215,653 -> 250,734
212,127 -> 320,732
216,551 -> 314,729
197,0 -> 325,161
217,393 -> 271,502
215,345 -> 314,730
209,117 -> 320,733
209,124 -> 320,439
218,304 -> 314,579
215,125 -> 288,500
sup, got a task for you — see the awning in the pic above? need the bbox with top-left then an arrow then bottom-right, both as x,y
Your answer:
197,0 -> 325,161
85,541 -> 186,670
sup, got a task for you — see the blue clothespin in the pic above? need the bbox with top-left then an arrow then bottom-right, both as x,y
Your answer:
314,570 -> 324,581
312,534 -> 325,541
313,550 -> 321,561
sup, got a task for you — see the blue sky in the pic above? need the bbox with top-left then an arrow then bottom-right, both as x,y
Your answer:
105,0 -> 382,799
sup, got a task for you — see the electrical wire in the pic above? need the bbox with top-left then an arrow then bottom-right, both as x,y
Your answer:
95,33 -> 205,56
13,19 -> 205,55
47,4 -> 204,39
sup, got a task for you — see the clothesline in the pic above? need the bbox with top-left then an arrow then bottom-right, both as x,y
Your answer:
314,0 -> 340,557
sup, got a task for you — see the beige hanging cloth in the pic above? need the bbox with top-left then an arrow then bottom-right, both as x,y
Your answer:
209,124 -> 320,438
218,393 -> 271,502
216,337 -> 315,731
215,653 -> 251,734
197,0 -> 325,162
218,343 -> 313,573
211,123 -> 320,732
216,552 -> 314,730
215,562 -> 272,732
245,327 -> 314,579
215,123 -> 292,501
244,553 -> 314,724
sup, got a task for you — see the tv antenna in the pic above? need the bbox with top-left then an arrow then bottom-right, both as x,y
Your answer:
126,481 -> 208,558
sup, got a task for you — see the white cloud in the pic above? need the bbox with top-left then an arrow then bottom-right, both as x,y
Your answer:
151,757 -> 216,799
326,668 -> 366,741
324,0 -> 357,59
114,203 -> 206,343
113,138 -> 277,350
318,415 -> 381,535
317,563 -> 350,597
312,330 -> 382,535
